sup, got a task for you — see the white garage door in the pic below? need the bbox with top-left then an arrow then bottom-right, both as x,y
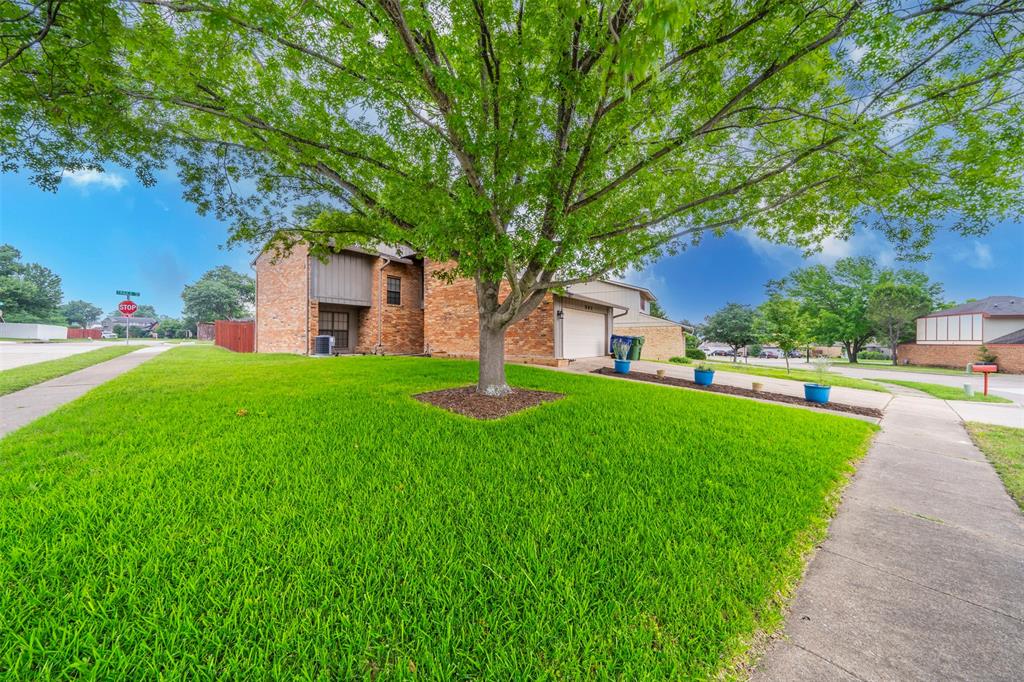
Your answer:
562,307 -> 607,358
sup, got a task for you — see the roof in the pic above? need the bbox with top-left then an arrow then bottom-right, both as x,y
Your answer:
988,327 -> 1024,345
599,279 -> 657,301
922,296 -> 1024,318
563,292 -> 622,310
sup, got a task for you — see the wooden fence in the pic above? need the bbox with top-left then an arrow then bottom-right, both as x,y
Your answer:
214,320 -> 255,353
68,328 -> 102,339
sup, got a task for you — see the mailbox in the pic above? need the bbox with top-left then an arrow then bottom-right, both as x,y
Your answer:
971,363 -> 998,395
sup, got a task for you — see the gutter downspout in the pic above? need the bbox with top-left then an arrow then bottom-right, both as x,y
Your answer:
376,257 -> 392,354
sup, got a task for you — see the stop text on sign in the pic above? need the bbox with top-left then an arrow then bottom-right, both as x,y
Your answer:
118,300 -> 138,317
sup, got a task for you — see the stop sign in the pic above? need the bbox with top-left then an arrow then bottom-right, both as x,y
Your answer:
118,300 -> 138,317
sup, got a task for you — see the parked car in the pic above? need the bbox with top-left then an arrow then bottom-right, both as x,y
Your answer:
101,331 -> 117,339
759,350 -> 781,359
709,349 -> 733,357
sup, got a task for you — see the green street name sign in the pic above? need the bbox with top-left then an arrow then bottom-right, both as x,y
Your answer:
116,290 -> 141,297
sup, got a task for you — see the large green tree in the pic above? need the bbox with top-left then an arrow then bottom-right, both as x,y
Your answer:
181,266 -> 255,325
61,299 -> 104,327
3,2 -> 1022,394
701,303 -> 759,362
867,283 -> 934,365
756,295 -> 810,372
0,244 -> 64,323
776,256 -> 943,362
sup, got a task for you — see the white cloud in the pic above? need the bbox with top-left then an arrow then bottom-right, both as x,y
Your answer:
738,228 -> 895,267
953,240 -> 994,269
61,168 -> 127,191
847,43 -> 868,64
622,266 -> 666,293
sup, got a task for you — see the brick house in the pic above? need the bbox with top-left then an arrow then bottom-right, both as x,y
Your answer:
254,244 -> 624,365
568,280 -> 687,361
897,296 -> 1024,373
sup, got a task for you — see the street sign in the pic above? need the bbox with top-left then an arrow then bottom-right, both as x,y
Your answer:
118,300 -> 138,317
116,290 -> 141,297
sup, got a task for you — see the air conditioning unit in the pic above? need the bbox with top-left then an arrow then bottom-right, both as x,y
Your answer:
313,334 -> 333,356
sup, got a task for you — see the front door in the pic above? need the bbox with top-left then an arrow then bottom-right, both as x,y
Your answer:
319,310 -> 351,353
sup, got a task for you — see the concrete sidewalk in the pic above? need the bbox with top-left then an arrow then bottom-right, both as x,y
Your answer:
754,394 -> 1024,681
0,345 -> 172,437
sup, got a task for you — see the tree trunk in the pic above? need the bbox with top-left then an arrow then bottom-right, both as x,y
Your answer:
477,320 -> 511,396
844,341 -> 857,363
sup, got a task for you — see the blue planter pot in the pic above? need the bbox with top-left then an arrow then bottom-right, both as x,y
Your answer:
694,369 -> 715,386
804,383 -> 831,404
614,359 -> 631,374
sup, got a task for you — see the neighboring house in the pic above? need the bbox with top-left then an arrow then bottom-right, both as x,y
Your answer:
100,316 -> 159,336
254,244 -> 621,365
568,280 -> 687,361
898,296 -> 1024,373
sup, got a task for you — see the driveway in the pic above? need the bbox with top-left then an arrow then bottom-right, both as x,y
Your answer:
0,340 -> 161,371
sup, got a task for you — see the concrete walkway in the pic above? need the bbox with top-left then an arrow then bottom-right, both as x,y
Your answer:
0,345 -> 172,437
754,393 -> 1024,681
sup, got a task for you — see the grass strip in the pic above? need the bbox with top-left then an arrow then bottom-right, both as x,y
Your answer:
705,361 -> 890,393
0,344 -> 141,395
877,379 -> 1012,403
0,347 -> 876,678
829,360 -> 970,376
966,422 -> 1024,510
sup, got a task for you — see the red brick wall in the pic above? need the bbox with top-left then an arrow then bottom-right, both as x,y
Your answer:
423,260 -> 556,361
897,343 -> 1024,374
255,245 -> 309,354
616,324 -> 685,361
354,258 -> 424,355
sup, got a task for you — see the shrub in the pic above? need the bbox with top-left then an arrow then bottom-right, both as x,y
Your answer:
669,356 -> 690,364
686,348 -> 706,360
977,344 -> 998,364
858,350 -> 889,360
748,343 -> 763,358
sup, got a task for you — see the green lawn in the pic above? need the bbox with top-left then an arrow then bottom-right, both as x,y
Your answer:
0,347 -> 876,678
877,379 -> 1013,403
966,423 -> 1024,510
705,361 -> 890,393
830,359 -> 970,376
0,345 -> 141,396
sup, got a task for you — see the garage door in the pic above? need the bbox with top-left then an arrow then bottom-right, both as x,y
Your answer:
562,307 -> 607,358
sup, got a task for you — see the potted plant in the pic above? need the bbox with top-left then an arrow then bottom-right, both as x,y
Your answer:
694,364 -> 715,386
612,338 -> 632,374
804,358 -> 832,404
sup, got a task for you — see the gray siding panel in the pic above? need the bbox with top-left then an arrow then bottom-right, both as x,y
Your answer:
311,253 -> 373,306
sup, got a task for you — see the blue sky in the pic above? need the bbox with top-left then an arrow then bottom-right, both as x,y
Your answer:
1,167 -> 1022,320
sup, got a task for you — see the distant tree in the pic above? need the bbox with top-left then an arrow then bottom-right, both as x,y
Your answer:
156,316 -> 187,338
0,244 -> 64,323
61,299 -> 103,327
685,333 -> 700,351
867,284 -> 933,366
702,303 -> 758,363
648,300 -> 670,320
134,304 -> 158,319
778,257 -> 943,363
181,266 -> 254,327
757,296 -> 810,373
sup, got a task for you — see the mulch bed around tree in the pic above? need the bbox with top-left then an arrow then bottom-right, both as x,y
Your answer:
414,386 -> 565,419
592,367 -> 884,419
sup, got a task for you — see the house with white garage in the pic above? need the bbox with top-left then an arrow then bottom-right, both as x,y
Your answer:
254,244 -> 623,365
568,280 -> 687,361
898,296 -> 1024,373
